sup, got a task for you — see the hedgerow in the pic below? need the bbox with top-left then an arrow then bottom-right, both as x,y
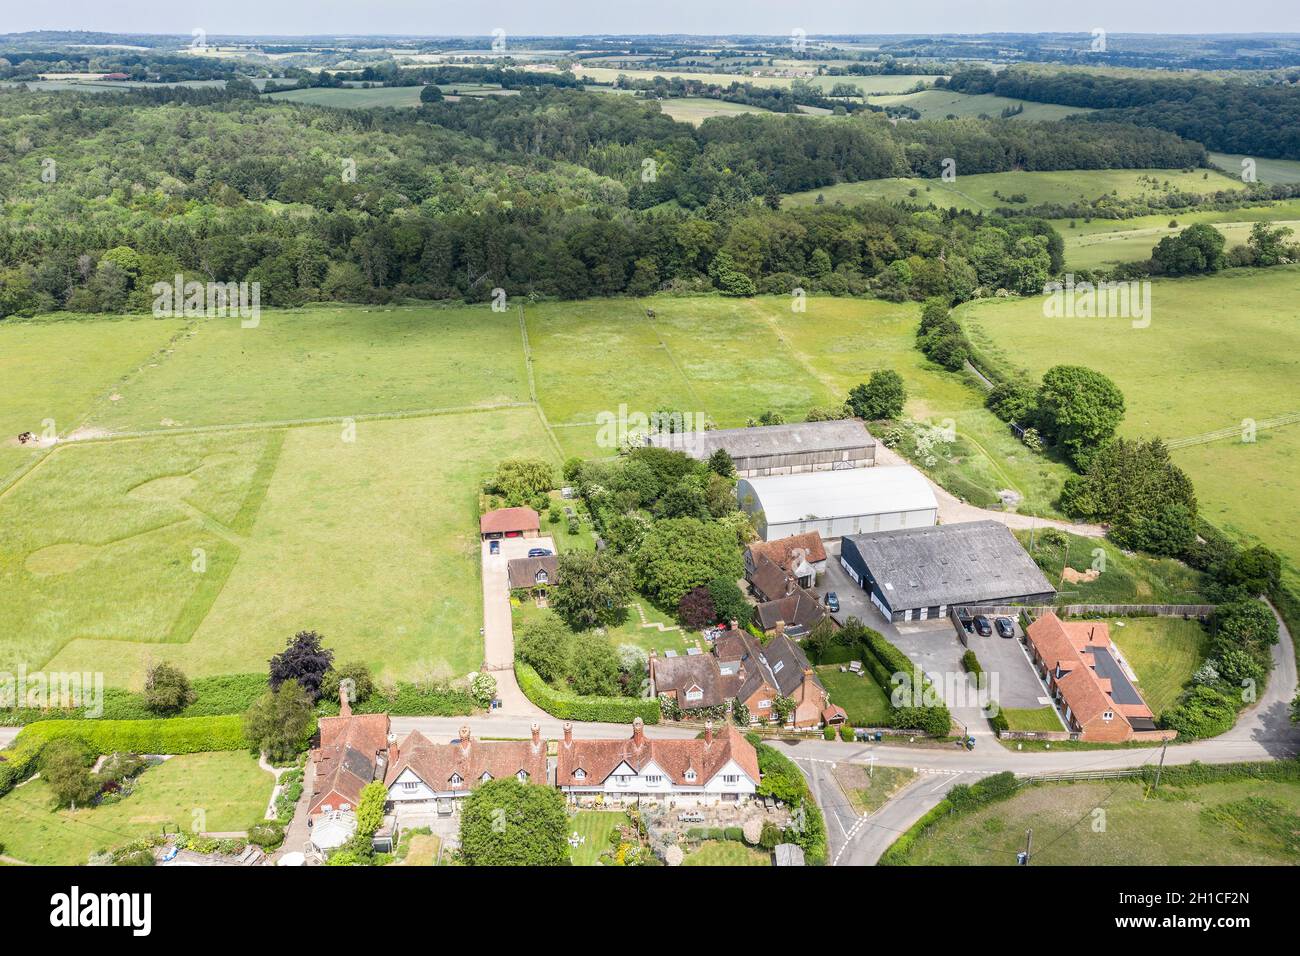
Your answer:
515,662 -> 659,724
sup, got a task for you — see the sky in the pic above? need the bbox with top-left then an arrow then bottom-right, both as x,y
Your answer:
5,1 -> 1299,38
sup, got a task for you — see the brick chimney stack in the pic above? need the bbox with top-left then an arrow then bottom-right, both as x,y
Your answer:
563,722 -> 573,748
632,717 -> 645,748
531,721 -> 541,749
339,682 -> 351,718
704,721 -> 713,747
458,725 -> 472,754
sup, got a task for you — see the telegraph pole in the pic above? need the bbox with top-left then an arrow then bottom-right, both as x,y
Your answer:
1023,828 -> 1033,865
1152,738 -> 1169,791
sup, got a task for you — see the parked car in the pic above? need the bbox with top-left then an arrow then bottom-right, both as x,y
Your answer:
527,547 -> 553,557
489,540 -> 500,555
973,615 -> 992,637
995,617 -> 1016,639
825,591 -> 840,613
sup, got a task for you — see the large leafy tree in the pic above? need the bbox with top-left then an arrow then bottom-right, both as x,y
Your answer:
490,458 -> 555,504
1151,223 -> 1226,275
568,634 -> 623,697
551,550 -> 634,630
1037,365 -> 1125,467
635,517 -> 746,608
459,779 -> 570,866
847,370 -> 907,420
269,630 -> 334,701
39,738 -> 99,809
143,661 -> 196,715
244,680 -> 315,763
515,614 -> 573,684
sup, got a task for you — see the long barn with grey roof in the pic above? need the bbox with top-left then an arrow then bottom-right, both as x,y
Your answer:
839,520 -> 1055,623
645,419 -> 875,477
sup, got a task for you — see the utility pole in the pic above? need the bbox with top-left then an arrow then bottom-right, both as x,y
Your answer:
1152,738 -> 1169,791
1023,828 -> 1033,865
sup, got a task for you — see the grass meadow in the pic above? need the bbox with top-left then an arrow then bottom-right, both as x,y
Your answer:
785,167 -> 1244,214
866,89 -> 1087,121
895,777 -> 1300,866
658,98 -> 774,125
961,265 -> 1300,592
0,751 -> 273,865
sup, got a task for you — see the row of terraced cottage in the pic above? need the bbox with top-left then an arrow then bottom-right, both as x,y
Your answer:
306,690 -> 763,842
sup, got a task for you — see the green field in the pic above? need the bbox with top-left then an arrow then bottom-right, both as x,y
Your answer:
963,266 -> 1300,593
1055,201 -> 1300,270
265,86 -> 426,108
817,665 -> 892,726
1108,618 -> 1210,718
868,89 -> 1087,121
1017,530 -> 1208,605
1209,152 -> 1300,185
2,294 -> 1080,688
0,751 -> 273,865
568,66 -> 941,97
895,777 -> 1300,865
658,97 -> 773,125
785,167 -> 1243,216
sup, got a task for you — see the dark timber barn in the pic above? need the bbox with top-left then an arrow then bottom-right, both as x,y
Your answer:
839,520 -> 1056,623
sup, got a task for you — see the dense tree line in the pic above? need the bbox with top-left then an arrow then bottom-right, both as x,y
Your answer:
945,66 -> 1300,159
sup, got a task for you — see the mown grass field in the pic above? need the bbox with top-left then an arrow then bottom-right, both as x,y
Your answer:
568,66 -> 942,97
0,293 -> 1084,688
785,168 -> 1244,214
1054,201 -> 1300,270
867,89 -> 1087,121
658,97 -> 773,125
264,86 -> 425,108
1209,152 -> 1300,185
962,266 -> 1300,593
0,751 -> 273,865
896,777 -> 1300,865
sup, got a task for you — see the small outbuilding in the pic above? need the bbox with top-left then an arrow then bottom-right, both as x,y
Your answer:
839,520 -> 1056,623
480,506 -> 540,539
737,466 -> 937,542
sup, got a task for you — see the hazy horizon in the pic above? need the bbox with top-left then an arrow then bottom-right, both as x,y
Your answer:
4,1 -> 1298,40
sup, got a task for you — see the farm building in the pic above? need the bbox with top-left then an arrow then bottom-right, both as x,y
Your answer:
839,520 -> 1056,623
737,466 -> 937,541
645,419 -> 875,477
479,506 -> 539,539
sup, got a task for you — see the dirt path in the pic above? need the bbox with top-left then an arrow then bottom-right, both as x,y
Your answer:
873,442 -> 1106,538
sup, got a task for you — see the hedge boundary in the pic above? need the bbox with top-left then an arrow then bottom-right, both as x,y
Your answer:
515,662 -> 659,724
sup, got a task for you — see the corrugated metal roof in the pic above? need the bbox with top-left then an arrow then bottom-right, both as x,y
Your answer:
646,419 -> 874,460
738,466 -> 937,525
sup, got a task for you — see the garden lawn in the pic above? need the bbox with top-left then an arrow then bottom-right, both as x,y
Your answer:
1108,617 -> 1210,719
895,778 -> 1300,865
0,751 -> 273,866
962,266 -> 1300,595
1001,706 -> 1065,732
567,810 -> 628,865
681,840 -> 771,866
817,665 -> 892,727
397,833 -> 443,865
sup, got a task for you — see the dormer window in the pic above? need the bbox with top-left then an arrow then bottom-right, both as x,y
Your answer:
480,772 -> 492,783
686,686 -> 703,703
516,770 -> 529,782
574,768 -> 586,780
450,773 -> 463,787
536,571 -> 548,583
684,769 -> 697,782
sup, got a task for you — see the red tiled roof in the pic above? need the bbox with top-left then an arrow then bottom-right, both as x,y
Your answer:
384,726 -> 547,792
1026,613 -> 1149,730
556,720 -> 760,788
309,712 -> 391,815
479,507 -> 539,534
747,532 -> 827,569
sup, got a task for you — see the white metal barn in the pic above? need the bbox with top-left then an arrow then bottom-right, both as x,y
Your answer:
737,466 -> 938,542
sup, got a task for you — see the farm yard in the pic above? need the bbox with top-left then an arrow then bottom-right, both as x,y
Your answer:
1,294 -> 1077,690
961,265 -> 1300,593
